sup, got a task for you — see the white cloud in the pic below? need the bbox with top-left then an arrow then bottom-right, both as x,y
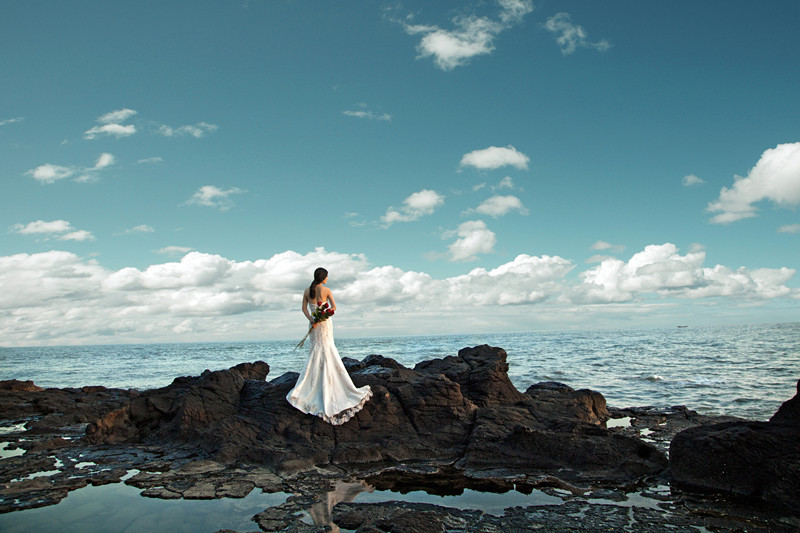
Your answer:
496,176 -> 516,189
381,189 -> 445,226
157,122 -> 218,138
26,163 -> 76,184
778,223 -> 800,234
682,174 -> 705,187
0,244 -> 795,346
343,104 -> 391,122
27,153 -> 115,184
498,0 -> 535,24
75,152 -> 116,183
544,13 -> 611,55
84,108 -> 138,139
577,243 -> 795,303
468,195 -> 528,217
403,0 -> 533,70
138,157 -> 164,164
460,145 -> 530,171
342,110 -> 391,121
11,220 -> 73,235
122,225 -> 155,235
590,240 -> 625,252
0,117 -> 24,126
156,246 -> 194,256
185,185 -> 246,211
84,123 -> 137,139
446,220 -> 497,262
10,220 -> 94,241
586,255 -> 614,264
92,153 -> 115,169
459,255 -> 574,305
591,241 -> 613,251
707,142 -> 800,224
60,230 -> 95,242
0,252 -> 108,313
98,109 -> 137,124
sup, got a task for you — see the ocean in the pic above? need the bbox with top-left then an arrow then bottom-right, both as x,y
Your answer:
2,322 -> 798,421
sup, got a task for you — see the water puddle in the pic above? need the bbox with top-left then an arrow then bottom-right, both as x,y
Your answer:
10,469 -> 61,482
298,476 -> 682,533
0,422 -> 28,435
606,416 -> 632,428
0,475 -> 290,533
298,467 -> 568,531
0,441 -> 26,459
358,484 -> 562,512
588,485 -> 671,510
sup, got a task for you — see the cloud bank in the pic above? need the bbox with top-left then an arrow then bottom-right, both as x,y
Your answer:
0,244 -> 794,346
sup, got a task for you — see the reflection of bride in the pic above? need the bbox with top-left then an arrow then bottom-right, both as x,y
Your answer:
286,267 -> 372,425
306,480 -> 374,531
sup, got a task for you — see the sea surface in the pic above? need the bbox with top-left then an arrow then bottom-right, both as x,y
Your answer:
2,322 -> 798,421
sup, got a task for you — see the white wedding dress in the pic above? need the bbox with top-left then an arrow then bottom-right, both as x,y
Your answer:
286,305 -> 372,425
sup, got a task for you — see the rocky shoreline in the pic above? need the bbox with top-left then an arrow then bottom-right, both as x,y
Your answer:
1,345 -> 798,532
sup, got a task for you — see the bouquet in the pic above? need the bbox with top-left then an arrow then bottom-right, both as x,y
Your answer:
295,302 -> 334,350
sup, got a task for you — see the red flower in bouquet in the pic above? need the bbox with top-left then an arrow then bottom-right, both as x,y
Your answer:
295,302 -> 335,350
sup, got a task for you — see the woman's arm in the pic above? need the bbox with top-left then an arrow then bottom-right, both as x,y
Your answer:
301,289 -> 313,322
324,287 -> 336,311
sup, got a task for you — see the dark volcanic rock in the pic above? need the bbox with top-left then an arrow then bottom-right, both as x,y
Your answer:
414,345 -> 525,407
771,379 -> 800,426
86,361 -> 270,448
670,379 -> 800,512
525,381 -> 609,425
0,381 -> 134,434
85,345 -> 666,483
0,379 -> 44,392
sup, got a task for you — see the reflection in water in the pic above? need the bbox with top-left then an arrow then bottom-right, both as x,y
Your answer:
304,481 -> 374,532
304,477 -> 566,530
0,481 -> 290,533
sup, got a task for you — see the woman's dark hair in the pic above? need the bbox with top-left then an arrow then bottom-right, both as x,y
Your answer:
309,267 -> 328,303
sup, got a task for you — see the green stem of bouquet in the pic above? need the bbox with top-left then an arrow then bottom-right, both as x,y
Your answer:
294,326 -> 314,350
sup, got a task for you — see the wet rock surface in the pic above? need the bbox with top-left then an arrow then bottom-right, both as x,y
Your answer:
1,346 -> 798,531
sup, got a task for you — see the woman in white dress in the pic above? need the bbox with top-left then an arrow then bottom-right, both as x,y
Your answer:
286,267 -> 372,425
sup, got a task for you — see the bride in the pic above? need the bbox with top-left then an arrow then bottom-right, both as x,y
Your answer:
286,267 -> 372,425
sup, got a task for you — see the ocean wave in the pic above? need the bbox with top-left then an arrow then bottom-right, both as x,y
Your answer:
687,377 -> 726,386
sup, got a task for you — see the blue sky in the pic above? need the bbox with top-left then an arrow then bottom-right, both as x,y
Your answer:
2,1 -> 799,346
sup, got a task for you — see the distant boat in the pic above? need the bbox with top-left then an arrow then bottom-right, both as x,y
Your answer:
677,325 -> 688,328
